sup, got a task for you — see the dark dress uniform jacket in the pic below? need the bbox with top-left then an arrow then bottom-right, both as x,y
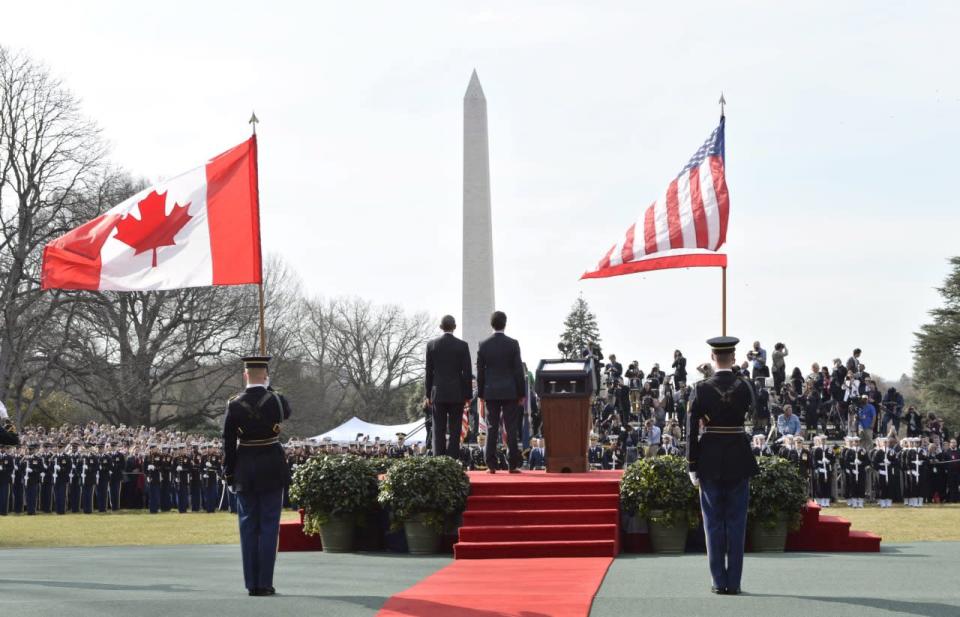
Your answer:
686,370 -> 760,482
425,333 -> 472,403
223,386 -> 292,493
0,425 -> 18,446
476,333 -> 525,401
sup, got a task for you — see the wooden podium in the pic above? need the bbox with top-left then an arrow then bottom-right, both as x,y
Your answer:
535,359 -> 597,473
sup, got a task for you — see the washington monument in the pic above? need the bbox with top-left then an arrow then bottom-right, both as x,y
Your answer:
462,70 -> 495,355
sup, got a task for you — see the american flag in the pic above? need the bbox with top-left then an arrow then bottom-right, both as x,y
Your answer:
582,117 -> 729,279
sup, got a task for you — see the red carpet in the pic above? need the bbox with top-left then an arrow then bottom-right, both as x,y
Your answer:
785,501 -> 881,552
454,470 -> 621,559
376,557 -> 612,617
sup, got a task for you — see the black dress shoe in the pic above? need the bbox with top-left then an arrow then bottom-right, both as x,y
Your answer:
248,589 -> 262,596
727,588 -> 742,595
262,587 -> 276,596
486,469 -> 496,474
710,586 -> 726,594
508,468 -> 521,474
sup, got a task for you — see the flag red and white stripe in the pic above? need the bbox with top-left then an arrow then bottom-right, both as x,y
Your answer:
582,118 -> 729,279
42,137 -> 262,291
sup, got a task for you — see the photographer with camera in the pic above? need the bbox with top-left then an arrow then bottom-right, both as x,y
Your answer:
880,387 -> 904,435
746,340 -> 769,381
771,343 -> 788,392
672,350 -> 687,388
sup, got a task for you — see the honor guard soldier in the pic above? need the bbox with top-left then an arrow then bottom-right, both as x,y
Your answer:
97,443 -> 112,512
222,355 -> 292,597
53,443 -> 73,514
686,336 -> 759,596
110,442 -> 125,511
811,435 -> 835,508
0,446 -> 14,515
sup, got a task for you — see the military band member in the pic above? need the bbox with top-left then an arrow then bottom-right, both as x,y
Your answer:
40,443 -> 54,513
23,444 -> 43,515
588,434 -> 603,470
811,435 -> 835,507
841,436 -> 868,508
144,443 -> 163,514
189,444 -> 203,512
110,443 -> 125,511
68,442 -> 82,513
530,437 -> 547,470
871,437 -> 896,508
97,443 -> 112,512
902,438 -> 925,507
222,355 -> 292,597
686,336 -> 758,595
53,444 -> 73,515
0,447 -> 14,515
751,434 -> 774,457
174,446 -> 191,513
201,444 -> 220,513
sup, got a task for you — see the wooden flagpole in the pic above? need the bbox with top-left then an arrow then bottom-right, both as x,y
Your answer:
249,111 -> 266,356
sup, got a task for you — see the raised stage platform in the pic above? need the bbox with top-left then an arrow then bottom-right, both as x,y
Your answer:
279,470 -> 881,555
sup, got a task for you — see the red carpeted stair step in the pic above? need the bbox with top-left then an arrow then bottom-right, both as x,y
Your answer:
278,519 -> 324,552
839,530 -> 882,552
458,523 -> 617,543
454,539 -> 617,559
467,480 -> 620,496
466,494 -> 619,511
463,508 -> 619,527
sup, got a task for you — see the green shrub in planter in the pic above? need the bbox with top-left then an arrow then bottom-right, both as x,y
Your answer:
748,456 -> 808,531
367,457 -> 395,476
378,456 -> 469,535
290,454 -> 379,537
620,455 -> 699,528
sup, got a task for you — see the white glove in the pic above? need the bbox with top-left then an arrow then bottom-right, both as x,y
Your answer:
205,462 -> 212,468
176,466 -> 183,472
148,464 -> 155,471
688,471 -> 700,487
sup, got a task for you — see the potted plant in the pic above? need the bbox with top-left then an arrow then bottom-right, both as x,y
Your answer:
620,455 -> 699,553
290,453 -> 379,553
747,457 -> 808,552
378,456 -> 470,554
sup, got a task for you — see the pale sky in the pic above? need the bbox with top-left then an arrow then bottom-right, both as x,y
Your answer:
3,1 -> 958,381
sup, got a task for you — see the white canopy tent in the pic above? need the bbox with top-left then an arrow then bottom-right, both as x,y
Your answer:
309,416 -> 427,444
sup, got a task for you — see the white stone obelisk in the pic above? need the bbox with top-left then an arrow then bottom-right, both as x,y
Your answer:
462,69 -> 495,357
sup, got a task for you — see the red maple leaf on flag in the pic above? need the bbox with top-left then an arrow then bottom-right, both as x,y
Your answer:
114,190 -> 192,268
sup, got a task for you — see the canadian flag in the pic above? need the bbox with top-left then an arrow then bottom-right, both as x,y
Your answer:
42,137 -> 262,291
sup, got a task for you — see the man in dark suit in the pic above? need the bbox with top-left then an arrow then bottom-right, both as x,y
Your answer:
223,356 -> 292,597
476,311 -> 526,473
425,315 -> 473,458
686,336 -> 759,596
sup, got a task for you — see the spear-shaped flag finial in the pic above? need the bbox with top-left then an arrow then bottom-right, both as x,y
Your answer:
249,111 -> 259,135
718,92 -> 726,117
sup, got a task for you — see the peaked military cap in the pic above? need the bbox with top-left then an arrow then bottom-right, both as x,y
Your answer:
242,355 -> 271,369
706,336 -> 739,352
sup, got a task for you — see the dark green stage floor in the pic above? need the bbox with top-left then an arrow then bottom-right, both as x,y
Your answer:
593,542 -> 960,617
1,543 -> 957,617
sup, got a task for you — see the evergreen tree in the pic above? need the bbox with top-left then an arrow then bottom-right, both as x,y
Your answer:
558,294 -> 602,359
913,257 -> 960,426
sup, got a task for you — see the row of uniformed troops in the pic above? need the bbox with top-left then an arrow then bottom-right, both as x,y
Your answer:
0,441 -> 240,515
751,433 -> 960,508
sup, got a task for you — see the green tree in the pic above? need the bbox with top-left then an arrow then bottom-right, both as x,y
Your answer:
558,294 -> 602,359
913,257 -> 960,426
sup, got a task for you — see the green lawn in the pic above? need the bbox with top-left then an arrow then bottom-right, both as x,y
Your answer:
1,504 -> 958,548
0,510 -> 300,548
827,502 -> 960,542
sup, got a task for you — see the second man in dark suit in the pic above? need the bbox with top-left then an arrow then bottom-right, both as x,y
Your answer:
476,311 -> 526,473
424,315 -> 473,458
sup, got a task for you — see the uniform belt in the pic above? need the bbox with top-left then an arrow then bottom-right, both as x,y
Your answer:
238,437 -> 280,447
702,426 -> 747,435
